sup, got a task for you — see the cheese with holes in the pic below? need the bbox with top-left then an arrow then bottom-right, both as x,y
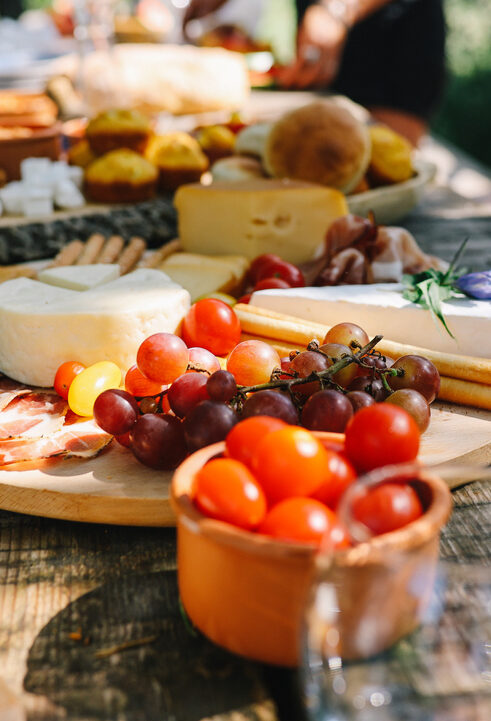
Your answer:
174,179 -> 348,265
0,269 -> 190,386
250,283 -> 491,358
37,263 -> 120,291
159,252 -> 249,301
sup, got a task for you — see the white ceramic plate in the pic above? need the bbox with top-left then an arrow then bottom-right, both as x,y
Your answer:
347,158 -> 437,225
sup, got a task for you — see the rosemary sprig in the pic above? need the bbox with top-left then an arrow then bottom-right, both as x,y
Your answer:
401,237 -> 469,338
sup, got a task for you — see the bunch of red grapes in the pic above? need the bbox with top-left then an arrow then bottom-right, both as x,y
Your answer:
93,308 -> 440,471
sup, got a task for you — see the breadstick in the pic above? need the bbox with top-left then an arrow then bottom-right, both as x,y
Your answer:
237,304 -> 491,386
140,239 -> 182,268
438,376 -> 491,411
118,236 -> 147,275
0,265 -> 37,283
234,304 -> 327,347
97,235 -> 125,264
76,233 -> 106,265
46,239 -> 84,268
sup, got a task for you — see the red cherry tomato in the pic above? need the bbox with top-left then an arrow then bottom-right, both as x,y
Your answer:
255,258 -> 305,287
225,415 -> 286,468
194,457 -> 267,530
258,497 -> 350,547
54,361 -> 86,400
253,277 -> 291,291
344,404 -> 420,473
181,299 -> 241,356
237,293 -> 251,304
248,254 -> 283,284
251,426 -> 330,505
311,450 -> 357,510
352,482 -> 423,536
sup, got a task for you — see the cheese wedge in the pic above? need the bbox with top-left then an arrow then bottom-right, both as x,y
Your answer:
37,263 -> 120,291
159,253 -> 249,301
174,179 -> 348,265
250,283 -> 491,359
0,269 -> 190,387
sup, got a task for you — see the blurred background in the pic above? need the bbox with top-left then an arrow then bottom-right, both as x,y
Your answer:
0,0 -> 490,168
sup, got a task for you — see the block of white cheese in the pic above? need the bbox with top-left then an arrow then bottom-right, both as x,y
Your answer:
0,269 -> 190,387
159,252 -> 249,301
250,283 -> 491,359
174,179 -> 348,265
38,264 -> 120,291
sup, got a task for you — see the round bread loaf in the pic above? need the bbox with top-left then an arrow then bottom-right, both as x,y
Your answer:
264,101 -> 371,194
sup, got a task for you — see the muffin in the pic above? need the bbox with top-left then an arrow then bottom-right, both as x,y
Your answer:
67,139 -> 97,169
368,124 -> 414,186
84,149 -> 158,203
86,108 -> 152,155
195,124 -> 236,164
264,100 -> 371,194
145,132 -> 209,192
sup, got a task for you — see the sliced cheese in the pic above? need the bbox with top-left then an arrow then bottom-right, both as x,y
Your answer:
174,178 -> 348,265
0,269 -> 190,387
250,283 -> 491,359
37,263 -> 120,291
159,253 -> 249,301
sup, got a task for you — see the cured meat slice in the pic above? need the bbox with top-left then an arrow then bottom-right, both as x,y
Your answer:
0,392 -> 68,439
0,418 -> 112,465
0,375 -> 32,411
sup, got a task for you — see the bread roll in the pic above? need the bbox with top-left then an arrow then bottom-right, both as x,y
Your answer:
211,156 -> 265,182
264,101 -> 371,194
234,122 -> 273,160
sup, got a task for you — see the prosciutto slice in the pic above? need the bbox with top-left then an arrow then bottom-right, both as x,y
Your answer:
0,417 -> 112,465
0,392 -> 68,439
0,375 -> 32,411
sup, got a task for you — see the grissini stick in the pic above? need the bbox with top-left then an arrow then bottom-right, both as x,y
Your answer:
141,238 -> 182,268
438,376 -> 491,411
46,239 -> 84,268
76,233 -> 106,265
118,236 -> 147,275
97,235 -> 125,264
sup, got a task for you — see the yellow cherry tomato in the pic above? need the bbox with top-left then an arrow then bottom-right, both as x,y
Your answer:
196,292 -> 237,307
68,361 -> 122,417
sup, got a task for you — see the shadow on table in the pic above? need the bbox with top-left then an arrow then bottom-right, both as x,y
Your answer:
23,570 -> 269,721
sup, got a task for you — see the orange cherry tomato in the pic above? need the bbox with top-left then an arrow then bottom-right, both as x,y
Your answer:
54,361 -> 86,400
258,497 -> 350,547
125,364 -> 164,397
181,299 -> 241,356
311,449 -> 357,510
352,482 -> 423,536
194,458 -> 266,530
251,426 -> 330,505
345,404 -> 420,472
225,415 -> 286,468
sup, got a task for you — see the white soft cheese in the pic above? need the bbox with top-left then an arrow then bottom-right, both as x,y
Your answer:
250,283 -> 491,358
0,269 -> 190,386
38,264 -> 121,291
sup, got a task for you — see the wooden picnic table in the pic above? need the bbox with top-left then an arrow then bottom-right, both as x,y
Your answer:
0,91 -> 490,721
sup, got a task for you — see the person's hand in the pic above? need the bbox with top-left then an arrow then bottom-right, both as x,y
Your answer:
276,5 -> 348,89
182,0 -> 229,40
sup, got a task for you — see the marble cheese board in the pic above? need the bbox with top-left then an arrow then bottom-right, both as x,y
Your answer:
0,402 -> 489,527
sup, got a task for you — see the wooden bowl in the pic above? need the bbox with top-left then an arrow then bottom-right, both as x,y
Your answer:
0,122 -> 62,181
171,436 -> 452,667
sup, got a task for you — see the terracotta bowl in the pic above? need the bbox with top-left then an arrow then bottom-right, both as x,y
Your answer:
171,436 -> 452,668
0,122 -> 62,181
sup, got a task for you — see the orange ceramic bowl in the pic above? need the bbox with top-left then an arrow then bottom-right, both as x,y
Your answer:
0,122 -> 62,181
171,435 -> 452,667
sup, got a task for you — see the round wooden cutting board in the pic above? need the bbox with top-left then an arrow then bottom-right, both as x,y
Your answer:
0,402 -> 489,527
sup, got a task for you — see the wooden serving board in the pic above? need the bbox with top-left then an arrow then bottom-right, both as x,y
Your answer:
0,402 -> 489,527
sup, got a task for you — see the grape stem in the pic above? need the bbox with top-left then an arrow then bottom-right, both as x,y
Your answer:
236,334 -> 392,396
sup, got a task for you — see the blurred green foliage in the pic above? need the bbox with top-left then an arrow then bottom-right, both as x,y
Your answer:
431,0 -> 491,169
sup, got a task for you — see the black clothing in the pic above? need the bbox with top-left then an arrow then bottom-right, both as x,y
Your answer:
295,0 -> 446,120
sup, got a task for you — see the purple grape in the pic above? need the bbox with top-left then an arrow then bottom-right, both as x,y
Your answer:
301,390 -> 353,433
94,389 -> 139,435
183,400 -> 237,452
130,413 -> 187,469
207,370 -> 238,402
346,390 -> 375,413
241,390 -> 298,424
